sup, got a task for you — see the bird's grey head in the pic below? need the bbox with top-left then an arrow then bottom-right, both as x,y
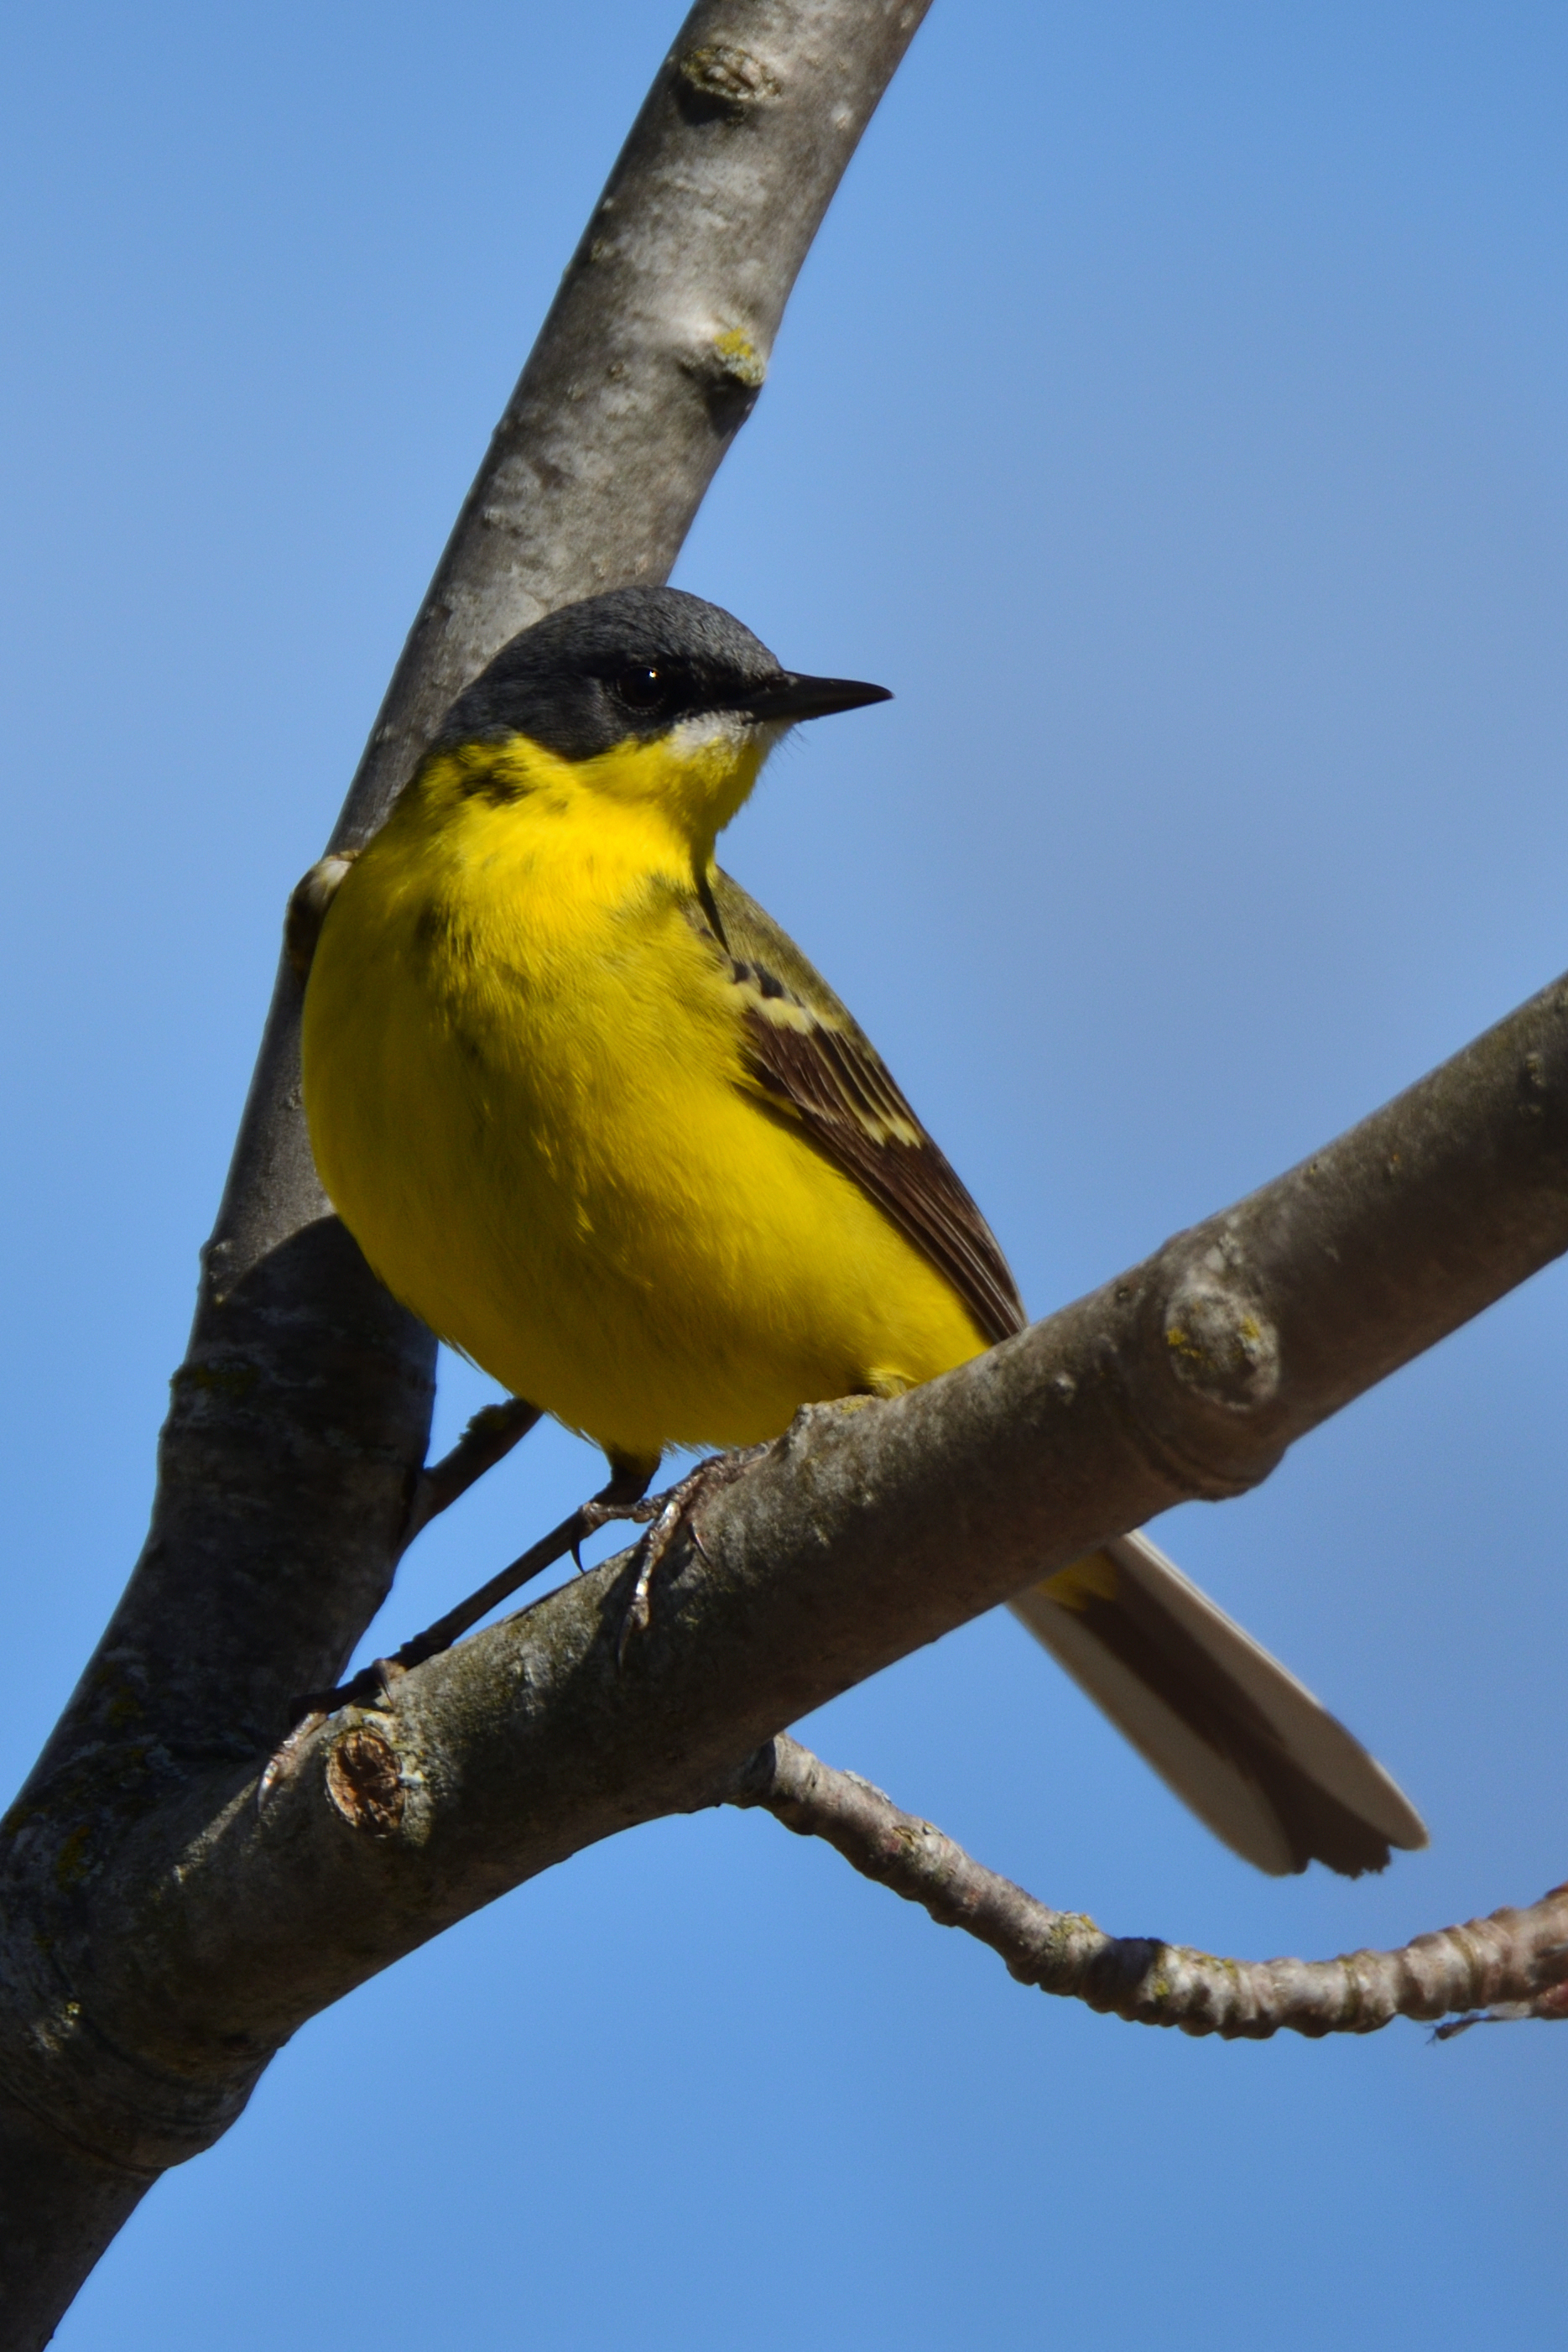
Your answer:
435,586 -> 890,763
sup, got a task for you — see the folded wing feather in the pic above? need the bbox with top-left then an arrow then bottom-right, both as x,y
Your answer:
704,870 -> 1425,1876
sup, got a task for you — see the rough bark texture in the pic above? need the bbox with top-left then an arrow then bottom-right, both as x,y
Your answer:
0,4 -> 933,2340
737,1737 -> 1568,2038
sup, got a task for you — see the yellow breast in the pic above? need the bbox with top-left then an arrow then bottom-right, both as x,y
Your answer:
301,744 -> 986,1463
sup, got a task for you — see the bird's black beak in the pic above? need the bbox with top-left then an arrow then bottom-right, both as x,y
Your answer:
735,671 -> 893,723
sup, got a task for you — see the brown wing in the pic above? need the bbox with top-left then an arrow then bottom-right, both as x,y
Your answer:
704,870 -> 1026,1348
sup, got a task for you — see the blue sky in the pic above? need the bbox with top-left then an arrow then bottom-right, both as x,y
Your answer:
4,2 -> 1568,2342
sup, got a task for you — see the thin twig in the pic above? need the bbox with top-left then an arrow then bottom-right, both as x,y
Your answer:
402,1399 -> 544,1550
730,1736 -> 1568,2041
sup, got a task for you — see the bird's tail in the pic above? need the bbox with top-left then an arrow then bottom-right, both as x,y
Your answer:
1008,1529 -> 1427,1876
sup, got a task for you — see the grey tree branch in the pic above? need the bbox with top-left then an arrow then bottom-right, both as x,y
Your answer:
732,1735 -> 1568,2038
0,962 -> 1557,2256
0,5 -> 933,2340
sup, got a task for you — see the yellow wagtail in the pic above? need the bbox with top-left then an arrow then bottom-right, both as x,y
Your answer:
296,587 -> 1425,1876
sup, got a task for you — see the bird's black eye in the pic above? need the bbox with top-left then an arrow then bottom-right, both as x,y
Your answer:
612,663 -> 672,714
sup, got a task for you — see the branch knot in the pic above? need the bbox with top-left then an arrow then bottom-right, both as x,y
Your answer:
675,44 -> 784,121
325,1727 -> 405,1834
1159,1262 -> 1281,1413
1111,1231 -> 1289,1499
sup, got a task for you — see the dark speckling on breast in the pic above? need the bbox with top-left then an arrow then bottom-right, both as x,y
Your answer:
456,765 -> 527,805
413,900 -> 481,967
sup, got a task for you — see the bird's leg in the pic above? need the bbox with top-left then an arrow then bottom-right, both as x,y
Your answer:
617,1445 -> 769,1661
289,1454 -> 658,1724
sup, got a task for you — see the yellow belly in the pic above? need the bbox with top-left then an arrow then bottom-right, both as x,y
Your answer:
301,784 -> 987,1463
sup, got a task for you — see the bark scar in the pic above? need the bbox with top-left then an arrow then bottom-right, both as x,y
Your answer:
325,1726 -> 405,1833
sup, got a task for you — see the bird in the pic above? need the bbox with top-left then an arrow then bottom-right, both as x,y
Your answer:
297,583 -> 1426,1878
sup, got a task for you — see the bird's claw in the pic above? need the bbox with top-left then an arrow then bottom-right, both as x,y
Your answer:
264,1659 -> 408,1806
615,1446 -> 767,1664
572,1490 -> 660,1574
